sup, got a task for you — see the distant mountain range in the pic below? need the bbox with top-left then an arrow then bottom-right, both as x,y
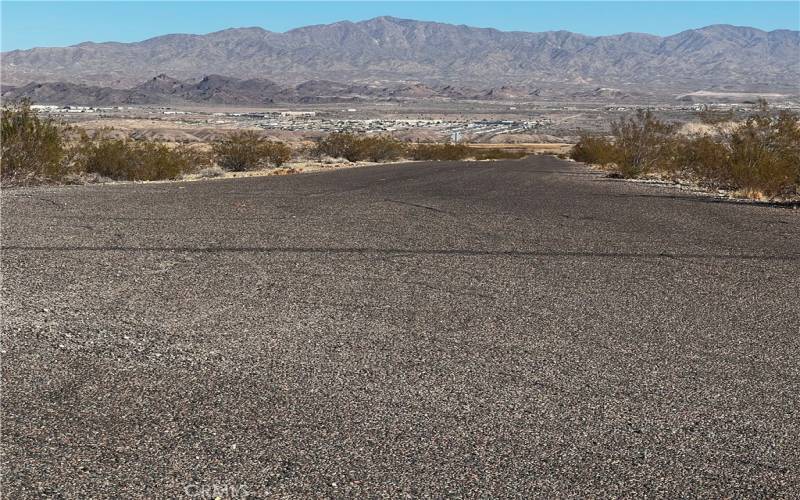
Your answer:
2,17 -> 798,91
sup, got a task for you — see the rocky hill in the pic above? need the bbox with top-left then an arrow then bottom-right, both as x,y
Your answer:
0,75 -> 549,105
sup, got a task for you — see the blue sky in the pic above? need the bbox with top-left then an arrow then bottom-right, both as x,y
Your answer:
2,1 -> 798,51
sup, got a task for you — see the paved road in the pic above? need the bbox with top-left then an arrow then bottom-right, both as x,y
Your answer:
2,157 -> 799,497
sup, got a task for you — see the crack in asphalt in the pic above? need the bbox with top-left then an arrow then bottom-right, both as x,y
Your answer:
2,245 -> 797,261
384,198 -> 451,214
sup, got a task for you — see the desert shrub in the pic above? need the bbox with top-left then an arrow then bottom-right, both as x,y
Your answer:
360,135 -> 407,162
1,99 -> 69,183
74,134 -> 200,181
722,109 -> 800,196
697,109 -> 736,125
575,102 -> 799,197
676,105 -> 799,195
179,145 -> 214,172
135,142 -> 201,181
213,130 -> 291,171
410,143 -> 472,161
408,143 -> 526,161
75,135 -> 129,178
314,132 -> 406,162
315,134 -> 520,163
264,141 -> 292,167
196,166 -> 226,178
314,132 -> 364,161
569,134 -> 618,166
472,148 -> 527,160
610,110 -> 678,178
673,135 -> 730,183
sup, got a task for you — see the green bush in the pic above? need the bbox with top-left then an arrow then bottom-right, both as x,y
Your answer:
213,131 -> 292,171
574,103 -> 800,197
571,111 -> 676,178
314,132 -> 363,161
410,143 -> 471,161
264,141 -> 292,167
315,134 -> 523,163
610,110 -> 677,178
1,99 -> 69,183
672,106 -> 799,195
472,148 -> 527,160
408,143 -> 527,161
315,132 -> 406,162
723,109 -> 800,196
75,133 -> 203,181
360,135 -> 407,162
697,109 -> 736,125
569,135 -> 618,166
673,135 -> 730,184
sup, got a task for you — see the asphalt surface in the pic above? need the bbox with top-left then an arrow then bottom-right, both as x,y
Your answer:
2,156 -> 799,498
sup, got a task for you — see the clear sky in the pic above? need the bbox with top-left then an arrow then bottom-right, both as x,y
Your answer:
2,1 -> 798,51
